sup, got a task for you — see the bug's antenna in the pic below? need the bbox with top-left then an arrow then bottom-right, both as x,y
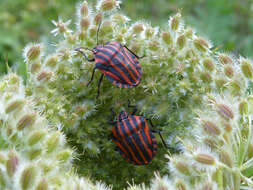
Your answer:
96,20 -> 102,46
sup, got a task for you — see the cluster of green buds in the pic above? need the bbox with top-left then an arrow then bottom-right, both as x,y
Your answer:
14,0 -> 253,189
0,73 -> 111,189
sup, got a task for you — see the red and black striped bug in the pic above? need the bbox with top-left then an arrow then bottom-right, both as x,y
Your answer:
109,105 -> 167,165
75,22 -> 144,98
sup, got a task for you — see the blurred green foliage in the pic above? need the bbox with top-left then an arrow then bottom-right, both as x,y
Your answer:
0,0 -> 253,78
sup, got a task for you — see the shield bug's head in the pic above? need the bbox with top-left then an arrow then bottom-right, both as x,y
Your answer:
117,111 -> 128,121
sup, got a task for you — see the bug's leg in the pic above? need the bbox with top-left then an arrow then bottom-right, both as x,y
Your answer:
127,100 -> 138,115
96,74 -> 104,99
123,45 -> 145,59
147,118 -> 168,149
87,67 -> 97,86
108,108 -> 117,125
75,47 -> 95,62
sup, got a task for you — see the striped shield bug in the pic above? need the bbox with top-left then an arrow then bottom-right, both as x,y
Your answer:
109,104 -> 168,165
75,21 -> 144,98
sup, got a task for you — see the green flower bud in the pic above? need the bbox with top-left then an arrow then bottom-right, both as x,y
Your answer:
45,55 -> 58,68
220,149 -> 232,167
37,71 -> 52,82
36,179 -> 48,190
217,104 -> 234,120
80,17 -> 90,30
94,13 -> 103,25
132,23 -> 144,34
239,100 -> 248,115
203,58 -> 215,72
46,132 -> 60,153
162,32 -> 172,45
174,161 -> 190,176
80,1 -> 89,17
25,44 -> 42,61
17,114 -> 36,130
28,149 -> 42,160
194,38 -> 209,52
20,166 -> 36,190
224,122 -> 232,133
148,40 -> 159,51
31,61 -> 42,74
100,0 -> 119,11
224,65 -> 234,78
218,54 -> 234,65
176,181 -> 186,190
28,130 -> 47,146
170,13 -> 181,31
56,149 -> 72,162
102,21 -> 113,34
200,72 -> 212,83
0,169 -> 5,186
177,34 -> 186,49
202,121 -> 221,136
5,99 -> 25,113
195,153 -> 216,165
6,151 -> 19,176
241,59 -> 253,79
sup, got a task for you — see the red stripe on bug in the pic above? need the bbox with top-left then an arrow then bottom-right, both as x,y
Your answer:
96,58 -> 123,82
99,51 -> 132,84
123,47 -> 141,73
130,117 -> 153,159
113,140 -> 131,160
110,44 -> 140,79
122,120 -> 148,164
104,46 -> 137,83
143,120 -> 152,147
117,121 -> 142,164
